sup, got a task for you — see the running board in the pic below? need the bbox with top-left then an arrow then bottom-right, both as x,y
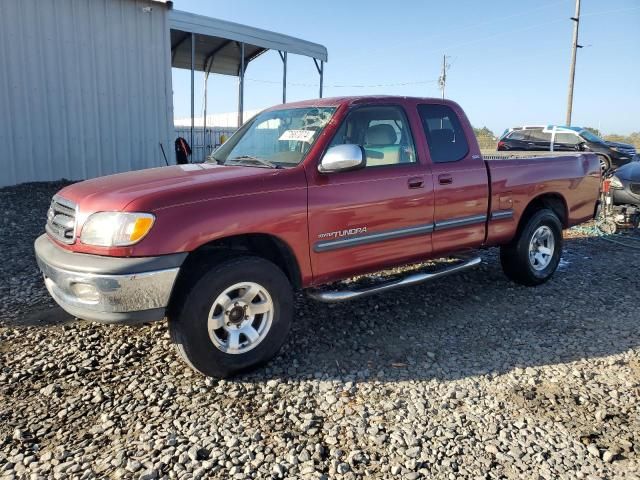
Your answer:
307,257 -> 482,303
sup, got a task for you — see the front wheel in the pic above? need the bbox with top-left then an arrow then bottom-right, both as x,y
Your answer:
169,256 -> 294,378
500,209 -> 563,286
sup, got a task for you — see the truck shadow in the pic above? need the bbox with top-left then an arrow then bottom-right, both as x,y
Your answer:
245,235 -> 639,382
8,302 -> 75,327
6,234 -> 638,384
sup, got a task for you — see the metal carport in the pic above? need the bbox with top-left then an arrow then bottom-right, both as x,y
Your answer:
169,10 -> 328,149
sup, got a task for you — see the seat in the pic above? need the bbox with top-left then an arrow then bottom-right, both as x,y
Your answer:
364,124 -> 402,166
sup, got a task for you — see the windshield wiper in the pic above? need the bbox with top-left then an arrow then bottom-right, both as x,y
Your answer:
226,156 -> 281,169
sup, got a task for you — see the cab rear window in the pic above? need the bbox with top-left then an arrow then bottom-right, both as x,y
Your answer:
418,104 -> 469,163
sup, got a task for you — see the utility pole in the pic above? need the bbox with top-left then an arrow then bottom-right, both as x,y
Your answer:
438,55 -> 450,100
566,0 -> 582,126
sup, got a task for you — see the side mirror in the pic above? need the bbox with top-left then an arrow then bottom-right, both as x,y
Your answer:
318,144 -> 366,173
576,141 -> 587,151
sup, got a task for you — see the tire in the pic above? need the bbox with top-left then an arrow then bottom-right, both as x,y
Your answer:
500,209 -> 563,286
598,155 -> 610,173
169,256 -> 294,378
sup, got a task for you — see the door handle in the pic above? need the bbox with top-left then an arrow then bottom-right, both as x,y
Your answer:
438,174 -> 453,185
408,177 -> 424,189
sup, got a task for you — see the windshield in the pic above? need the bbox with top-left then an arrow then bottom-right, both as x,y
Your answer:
210,107 -> 336,168
579,129 -> 605,144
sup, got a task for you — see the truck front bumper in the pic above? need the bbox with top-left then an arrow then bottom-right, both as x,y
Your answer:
34,234 -> 187,324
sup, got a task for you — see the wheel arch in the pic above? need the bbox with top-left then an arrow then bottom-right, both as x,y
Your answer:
189,233 -> 301,287
595,152 -> 611,170
517,193 -> 569,235
167,233 -> 302,317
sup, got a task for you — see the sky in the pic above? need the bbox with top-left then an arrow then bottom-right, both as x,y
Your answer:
171,0 -> 640,136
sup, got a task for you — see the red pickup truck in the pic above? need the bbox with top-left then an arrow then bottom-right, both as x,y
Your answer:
35,96 -> 600,377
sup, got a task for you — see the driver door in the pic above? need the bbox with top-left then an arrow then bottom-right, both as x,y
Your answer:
306,104 -> 435,285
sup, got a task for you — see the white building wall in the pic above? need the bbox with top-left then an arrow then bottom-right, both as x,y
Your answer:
0,0 -> 174,187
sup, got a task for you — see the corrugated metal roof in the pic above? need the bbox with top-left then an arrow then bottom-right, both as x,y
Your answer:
169,9 -> 327,76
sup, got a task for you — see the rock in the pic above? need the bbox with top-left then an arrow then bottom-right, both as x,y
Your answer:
603,447 -> 621,463
405,447 -> 421,458
40,384 -> 58,396
485,444 -> 499,455
595,410 -> 607,422
125,459 -> 142,473
273,463 -> 285,477
587,444 -> 600,459
2,183 -> 640,480
139,470 -> 158,480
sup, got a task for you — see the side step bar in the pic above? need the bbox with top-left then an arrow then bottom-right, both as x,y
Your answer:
307,257 -> 482,303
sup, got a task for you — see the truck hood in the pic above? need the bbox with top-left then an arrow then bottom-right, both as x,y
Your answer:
58,163 -> 297,213
605,141 -> 634,150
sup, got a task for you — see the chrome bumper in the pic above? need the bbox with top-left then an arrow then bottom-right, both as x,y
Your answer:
34,234 -> 186,324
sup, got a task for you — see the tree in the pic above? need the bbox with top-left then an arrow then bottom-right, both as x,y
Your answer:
473,126 -> 497,150
473,126 -> 496,139
603,132 -> 640,149
583,126 -> 602,138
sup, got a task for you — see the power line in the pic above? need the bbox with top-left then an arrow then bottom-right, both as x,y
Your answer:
348,0 -> 573,55
581,5 -> 640,17
204,3 -> 638,98
392,5 -> 639,61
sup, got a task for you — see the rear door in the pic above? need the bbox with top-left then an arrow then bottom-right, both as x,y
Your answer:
527,129 -> 552,151
504,130 -> 530,150
417,103 -> 488,254
553,131 -> 582,152
306,104 -> 435,284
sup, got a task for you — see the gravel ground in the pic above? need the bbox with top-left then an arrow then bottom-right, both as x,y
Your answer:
1,181 -> 640,479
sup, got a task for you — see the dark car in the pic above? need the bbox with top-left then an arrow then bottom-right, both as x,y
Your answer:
497,125 -> 636,171
610,161 -> 640,206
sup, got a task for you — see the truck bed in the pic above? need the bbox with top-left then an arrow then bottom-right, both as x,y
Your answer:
483,152 -> 601,245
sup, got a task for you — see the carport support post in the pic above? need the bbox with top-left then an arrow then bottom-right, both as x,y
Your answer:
279,51 -> 287,104
238,42 -> 245,127
203,62 -> 210,157
190,32 -> 195,155
314,59 -> 324,98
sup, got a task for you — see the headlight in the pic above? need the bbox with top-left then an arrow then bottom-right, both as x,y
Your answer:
609,176 -> 623,189
80,212 -> 155,246
610,147 -> 619,152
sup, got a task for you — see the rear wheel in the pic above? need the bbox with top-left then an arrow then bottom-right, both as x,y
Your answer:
169,256 -> 294,377
500,209 -> 563,286
598,155 -> 610,173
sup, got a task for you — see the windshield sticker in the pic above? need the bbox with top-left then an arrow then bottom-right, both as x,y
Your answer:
279,129 -> 316,143
178,164 -> 203,171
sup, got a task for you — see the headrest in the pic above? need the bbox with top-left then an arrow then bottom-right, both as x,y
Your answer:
366,124 -> 397,145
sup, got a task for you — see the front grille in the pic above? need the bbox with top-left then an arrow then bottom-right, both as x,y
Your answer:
630,183 -> 640,195
46,195 -> 77,244
618,147 -> 636,157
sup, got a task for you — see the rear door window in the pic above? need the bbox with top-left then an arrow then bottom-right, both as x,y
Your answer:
554,132 -> 580,145
507,131 -> 528,141
418,104 -> 469,163
528,130 -> 552,142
